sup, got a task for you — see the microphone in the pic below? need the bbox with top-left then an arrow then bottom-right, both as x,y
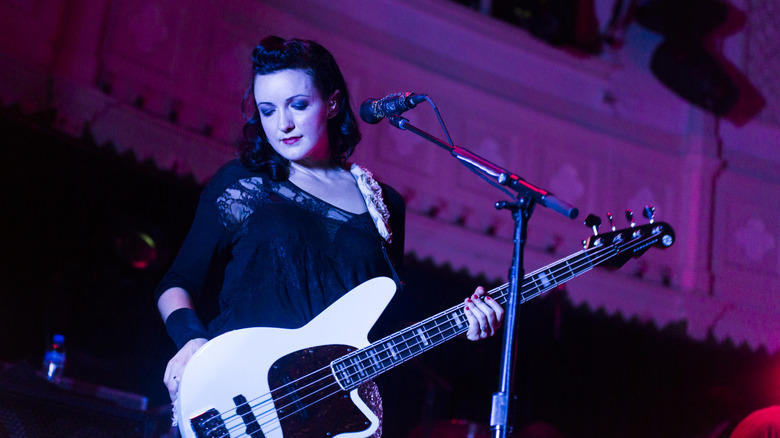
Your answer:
359,92 -> 427,124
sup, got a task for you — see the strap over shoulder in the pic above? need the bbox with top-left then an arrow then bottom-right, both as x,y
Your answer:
350,163 -> 392,244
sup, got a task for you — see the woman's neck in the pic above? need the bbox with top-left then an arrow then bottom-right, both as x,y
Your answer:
287,160 -> 366,214
289,160 -> 346,182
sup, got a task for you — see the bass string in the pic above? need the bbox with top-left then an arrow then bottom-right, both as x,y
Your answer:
316,231 -> 655,386
208,381 -> 358,438
200,229 -> 658,436
211,250 -> 591,435
214,367 -> 337,436
203,242 -> 606,436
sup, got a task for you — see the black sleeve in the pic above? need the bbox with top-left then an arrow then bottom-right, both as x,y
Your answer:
153,161 -> 242,303
153,188 -> 223,303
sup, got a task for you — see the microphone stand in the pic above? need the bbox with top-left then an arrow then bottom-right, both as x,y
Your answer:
387,115 -> 578,438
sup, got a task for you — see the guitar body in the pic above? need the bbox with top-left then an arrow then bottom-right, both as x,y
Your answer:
177,277 -> 397,438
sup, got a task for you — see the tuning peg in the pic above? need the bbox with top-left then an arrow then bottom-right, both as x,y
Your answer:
625,209 -> 635,227
584,214 -> 602,235
606,212 -> 616,231
643,205 -> 655,224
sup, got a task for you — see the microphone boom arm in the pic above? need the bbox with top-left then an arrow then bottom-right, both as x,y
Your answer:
388,115 -> 578,219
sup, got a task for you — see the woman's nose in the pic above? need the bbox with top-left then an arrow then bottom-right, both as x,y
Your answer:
278,110 -> 294,132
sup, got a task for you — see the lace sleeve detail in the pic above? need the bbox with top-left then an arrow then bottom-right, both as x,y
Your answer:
350,164 -> 392,243
215,177 -> 267,229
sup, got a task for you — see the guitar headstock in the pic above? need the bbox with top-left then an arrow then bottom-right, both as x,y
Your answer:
582,207 -> 675,269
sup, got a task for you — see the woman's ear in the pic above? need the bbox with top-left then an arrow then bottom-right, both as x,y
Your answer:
327,90 -> 342,119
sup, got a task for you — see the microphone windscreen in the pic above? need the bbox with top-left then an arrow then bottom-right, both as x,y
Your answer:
359,99 -> 382,124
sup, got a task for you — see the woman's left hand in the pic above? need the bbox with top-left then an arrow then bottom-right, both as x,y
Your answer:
464,286 -> 504,341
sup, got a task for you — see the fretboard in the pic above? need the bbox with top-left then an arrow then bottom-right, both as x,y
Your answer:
331,245 -> 608,391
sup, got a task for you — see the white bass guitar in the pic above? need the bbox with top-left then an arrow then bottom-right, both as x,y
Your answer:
177,220 -> 675,437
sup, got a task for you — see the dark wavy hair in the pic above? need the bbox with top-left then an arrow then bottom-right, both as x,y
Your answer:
238,36 -> 361,181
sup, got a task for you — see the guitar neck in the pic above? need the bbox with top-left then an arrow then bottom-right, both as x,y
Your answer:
331,246 -> 605,391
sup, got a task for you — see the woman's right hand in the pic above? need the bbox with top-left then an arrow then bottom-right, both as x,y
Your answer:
163,338 -> 208,402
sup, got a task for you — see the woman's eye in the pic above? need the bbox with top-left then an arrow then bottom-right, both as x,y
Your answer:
260,108 -> 275,117
291,101 -> 309,110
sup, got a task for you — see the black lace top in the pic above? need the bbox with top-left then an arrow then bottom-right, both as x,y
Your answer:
154,159 -> 405,337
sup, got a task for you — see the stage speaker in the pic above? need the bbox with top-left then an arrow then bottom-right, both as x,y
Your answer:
0,362 -> 170,438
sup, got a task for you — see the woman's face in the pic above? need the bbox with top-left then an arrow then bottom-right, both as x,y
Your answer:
253,69 -> 335,165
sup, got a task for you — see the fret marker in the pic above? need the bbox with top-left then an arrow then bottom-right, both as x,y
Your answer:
416,328 -> 429,346
451,312 -> 463,329
389,343 -> 398,359
368,350 -> 379,368
538,272 -> 551,288
335,365 -> 352,388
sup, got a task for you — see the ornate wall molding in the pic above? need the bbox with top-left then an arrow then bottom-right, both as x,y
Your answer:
1,0 -> 779,352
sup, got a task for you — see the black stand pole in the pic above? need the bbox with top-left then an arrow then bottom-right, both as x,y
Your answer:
490,197 -> 533,438
386,115 -> 577,438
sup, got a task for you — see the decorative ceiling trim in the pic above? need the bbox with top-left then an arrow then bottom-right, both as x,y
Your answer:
3,81 -> 777,355
1,0 -> 779,356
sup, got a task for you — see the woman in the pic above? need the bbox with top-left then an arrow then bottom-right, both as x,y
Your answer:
155,36 -> 503,436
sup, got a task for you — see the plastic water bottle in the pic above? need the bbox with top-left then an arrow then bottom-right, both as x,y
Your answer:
42,334 -> 66,383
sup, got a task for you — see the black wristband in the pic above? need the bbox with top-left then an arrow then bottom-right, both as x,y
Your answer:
165,308 -> 209,350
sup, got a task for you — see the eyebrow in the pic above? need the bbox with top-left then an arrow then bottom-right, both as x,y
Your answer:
256,94 -> 311,107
